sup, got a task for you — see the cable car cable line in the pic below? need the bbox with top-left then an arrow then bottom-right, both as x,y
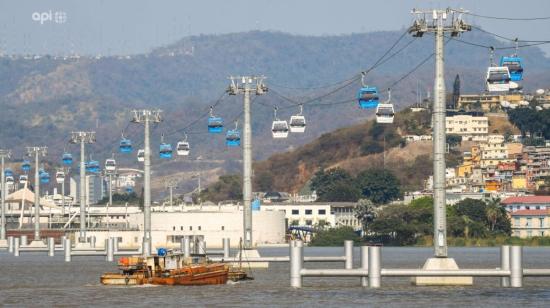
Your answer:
460,11 -> 550,21
471,26 -> 550,43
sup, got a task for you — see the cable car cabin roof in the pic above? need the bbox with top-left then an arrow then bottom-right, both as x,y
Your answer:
500,56 -> 522,66
357,87 -> 379,98
208,117 -> 223,127
272,121 -> 289,131
289,116 -> 306,126
177,142 -> 190,150
376,104 -> 395,116
160,143 -> 173,150
487,67 -> 511,82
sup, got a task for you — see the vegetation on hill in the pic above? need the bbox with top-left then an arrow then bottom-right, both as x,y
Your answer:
198,174 -> 242,203
507,107 -> 550,145
363,197 -> 510,245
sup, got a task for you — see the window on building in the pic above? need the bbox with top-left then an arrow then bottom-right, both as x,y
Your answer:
291,209 -> 299,215
221,226 -> 225,231
527,218 -> 532,227
540,218 -> 545,228
514,217 -> 520,227
305,220 -> 312,225
318,209 -> 326,215
180,226 -> 183,231
189,226 -> 192,231
305,209 -> 312,215
527,230 -> 533,237
198,226 -> 201,231
173,226 -> 176,231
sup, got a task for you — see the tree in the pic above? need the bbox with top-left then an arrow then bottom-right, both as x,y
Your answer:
354,199 -> 376,232
200,174 -> 243,203
309,226 -> 360,246
356,168 -> 401,204
446,134 -> 462,148
310,168 -> 361,202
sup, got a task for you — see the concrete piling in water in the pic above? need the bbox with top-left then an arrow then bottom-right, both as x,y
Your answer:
360,246 -> 369,287
368,246 -> 381,288
106,238 -> 114,262
90,236 -> 96,248
290,240 -> 304,288
14,237 -> 20,257
501,245 -> 510,287
344,240 -> 353,269
223,238 -> 230,258
510,246 -> 523,288
48,237 -> 55,257
20,235 -> 27,246
64,238 -> 71,262
113,238 -> 119,253
61,235 -> 66,249
8,236 -> 14,253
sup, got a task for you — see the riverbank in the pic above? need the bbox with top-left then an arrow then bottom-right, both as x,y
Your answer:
416,235 -> 550,247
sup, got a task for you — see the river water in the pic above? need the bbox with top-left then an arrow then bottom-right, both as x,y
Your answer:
1,247 -> 550,307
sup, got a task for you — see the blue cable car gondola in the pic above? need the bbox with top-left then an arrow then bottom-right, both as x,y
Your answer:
62,153 -> 73,165
86,160 -> 100,173
500,56 -> 523,82
159,134 -> 173,159
357,86 -> 379,109
159,143 -> 173,159
226,122 -> 241,147
21,160 -> 31,172
4,168 -> 14,177
119,136 -> 133,153
125,186 -> 134,193
40,171 -> 50,184
357,73 -> 379,109
207,106 -> 224,133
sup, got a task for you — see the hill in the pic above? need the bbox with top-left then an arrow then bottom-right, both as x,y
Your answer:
0,30 -> 548,196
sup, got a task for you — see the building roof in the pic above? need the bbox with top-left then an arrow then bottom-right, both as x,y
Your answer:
502,196 -> 550,205
511,209 -> 550,216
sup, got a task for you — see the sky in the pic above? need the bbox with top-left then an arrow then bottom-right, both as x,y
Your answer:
0,0 -> 549,56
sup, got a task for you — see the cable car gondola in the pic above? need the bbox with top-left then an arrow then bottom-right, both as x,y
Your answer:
376,89 -> 395,124
357,73 -> 379,109
226,122 -> 241,147
62,153 -> 73,165
86,160 -> 100,173
271,107 -> 289,139
125,186 -> 134,193
19,175 -> 28,185
6,175 -> 14,185
21,160 -> 31,172
4,168 -> 13,177
159,134 -> 173,159
207,106 -> 224,133
289,104 -> 306,133
499,39 -> 524,82
137,149 -> 145,162
486,47 -> 511,92
105,159 -> 117,172
176,133 -> 190,156
55,171 -> 65,184
39,172 -> 50,184
119,135 -> 133,154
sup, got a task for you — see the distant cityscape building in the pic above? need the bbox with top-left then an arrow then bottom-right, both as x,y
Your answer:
445,114 -> 488,142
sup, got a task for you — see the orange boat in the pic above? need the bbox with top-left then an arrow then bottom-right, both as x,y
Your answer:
101,252 -> 228,286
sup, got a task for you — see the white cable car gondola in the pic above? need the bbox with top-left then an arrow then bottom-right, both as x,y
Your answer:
486,47 -> 511,92
19,175 -> 28,185
176,133 -> 190,156
6,175 -> 14,185
376,89 -> 395,124
105,158 -> 117,172
137,149 -> 145,162
55,171 -> 65,184
271,107 -> 289,139
289,104 -> 306,133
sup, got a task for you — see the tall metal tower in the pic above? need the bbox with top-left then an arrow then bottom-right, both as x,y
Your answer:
409,8 -> 471,258
227,76 -> 267,249
70,131 -> 96,242
131,109 -> 162,256
0,149 -> 11,242
164,178 -> 179,208
26,146 -> 47,241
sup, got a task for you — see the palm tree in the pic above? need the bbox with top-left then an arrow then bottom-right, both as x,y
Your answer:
354,199 -> 376,234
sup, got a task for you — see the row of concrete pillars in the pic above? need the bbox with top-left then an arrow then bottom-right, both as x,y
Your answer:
290,241 -> 526,288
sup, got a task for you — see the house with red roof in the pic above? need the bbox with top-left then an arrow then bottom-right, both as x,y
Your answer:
501,196 -> 550,212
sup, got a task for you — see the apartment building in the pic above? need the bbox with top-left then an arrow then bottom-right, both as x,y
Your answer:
445,115 -> 488,142
510,209 -> 550,238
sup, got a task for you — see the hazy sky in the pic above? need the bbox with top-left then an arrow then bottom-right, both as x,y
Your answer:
1,0 -> 549,55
